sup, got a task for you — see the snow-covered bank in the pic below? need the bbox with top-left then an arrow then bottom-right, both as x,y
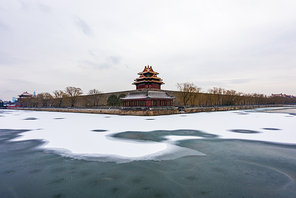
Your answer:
0,108 -> 295,162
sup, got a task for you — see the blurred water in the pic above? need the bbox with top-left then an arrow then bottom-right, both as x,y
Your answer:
1,129 -> 296,198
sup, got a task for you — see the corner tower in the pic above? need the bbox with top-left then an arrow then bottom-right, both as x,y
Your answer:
121,65 -> 175,108
133,65 -> 164,90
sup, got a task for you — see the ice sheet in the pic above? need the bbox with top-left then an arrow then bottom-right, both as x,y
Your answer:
0,108 -> 295,162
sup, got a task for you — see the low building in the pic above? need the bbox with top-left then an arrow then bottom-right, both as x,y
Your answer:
272,93 -> 296,98
18,91 -> 33,99
17,91 -> 34,107
122,65 -> 175,108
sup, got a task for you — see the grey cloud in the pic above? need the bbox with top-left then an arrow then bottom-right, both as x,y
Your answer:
20,1 -> 28,9
0,21 -> 9,31
38,3 -> 52,14
78,60 -> 102,69
74,17 -> 93,36
5,78 -> 33,85
78,59 -> 111,70
0,88 -> 17,101
229,78 -> 253,84
272,27 -> 296,47
108,56 -> 121,64
243,25 -> 296,58
197,80 -> 228,89
0,52 -> 20,65
78,56 -> 121,70
88,50 -> 97,57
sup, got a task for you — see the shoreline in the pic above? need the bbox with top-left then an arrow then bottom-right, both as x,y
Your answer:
10,104 -> 295,116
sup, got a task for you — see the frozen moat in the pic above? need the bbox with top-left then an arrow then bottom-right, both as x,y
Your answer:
0,107 -> 296,197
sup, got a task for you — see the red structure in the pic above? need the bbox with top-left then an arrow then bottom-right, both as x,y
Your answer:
133,65 -> 164,90
122,66 -> 174,108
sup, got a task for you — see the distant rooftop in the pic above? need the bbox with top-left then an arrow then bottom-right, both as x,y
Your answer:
18,91 -> 33,98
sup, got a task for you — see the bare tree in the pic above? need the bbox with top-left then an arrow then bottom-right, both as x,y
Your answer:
65,86 -> 83,107
19,97 -> 37,107
87,89 -> 101,107
176,83 -> 201,106
208,87 -> 224,106
36,92 -> 53,107
53,90 -> 67,108
189,88 -> 202,106
222,89 -> 237,105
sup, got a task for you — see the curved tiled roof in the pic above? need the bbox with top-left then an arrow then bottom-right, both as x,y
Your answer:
18,91 -> 33,97
137,65 -> 159,75
133,80 -> 165,85
121,90 -> 175,100
133,65 -> 164,85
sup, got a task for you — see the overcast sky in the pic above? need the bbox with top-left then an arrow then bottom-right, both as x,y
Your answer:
1,0 -> 296,101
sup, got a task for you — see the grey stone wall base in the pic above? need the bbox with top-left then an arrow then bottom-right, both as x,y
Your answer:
14,104 -> 288,116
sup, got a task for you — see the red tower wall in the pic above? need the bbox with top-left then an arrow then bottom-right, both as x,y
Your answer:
136,84 -> 161,90
123,99 -> 173,107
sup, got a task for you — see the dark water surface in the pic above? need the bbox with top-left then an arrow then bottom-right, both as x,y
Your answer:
1,129 -> 296,198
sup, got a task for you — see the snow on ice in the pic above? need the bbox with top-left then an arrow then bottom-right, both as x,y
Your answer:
0,108 -> 295,162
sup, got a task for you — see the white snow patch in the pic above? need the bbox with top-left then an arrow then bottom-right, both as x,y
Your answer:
0,108 -> 295,162
165,135 -> 203,141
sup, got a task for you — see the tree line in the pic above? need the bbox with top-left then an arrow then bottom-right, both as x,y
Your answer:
18,84 -> 296,108
18,86 -> 127,108
18,86 -> 99,108
176,83 -> 296,107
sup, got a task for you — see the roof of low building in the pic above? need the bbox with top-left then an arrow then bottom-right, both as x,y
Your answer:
121,90 -> 175,100
18,91 -> 33,97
